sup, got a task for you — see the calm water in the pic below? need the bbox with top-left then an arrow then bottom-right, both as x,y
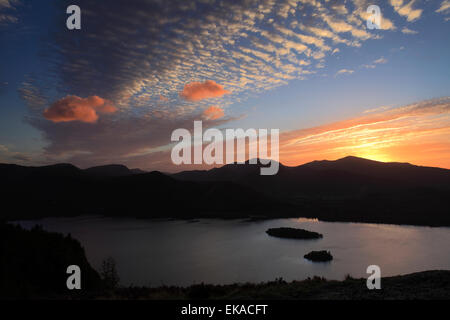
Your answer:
17,216 -> 450,287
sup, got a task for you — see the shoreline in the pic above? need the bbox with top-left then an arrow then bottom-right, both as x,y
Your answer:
10,213 -> 450,229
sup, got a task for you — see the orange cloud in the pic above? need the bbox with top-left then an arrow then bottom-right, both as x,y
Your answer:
202,105 -> 225,120
180,80 -> 230,101
44,95 -> 117,123
159,95 -> 168,101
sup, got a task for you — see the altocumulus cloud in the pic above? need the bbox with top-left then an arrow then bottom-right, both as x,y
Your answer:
43,96 -> 116,123
15,0 -> 433,169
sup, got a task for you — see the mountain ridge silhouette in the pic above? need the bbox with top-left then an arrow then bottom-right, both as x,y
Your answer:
1,156 -> 449,226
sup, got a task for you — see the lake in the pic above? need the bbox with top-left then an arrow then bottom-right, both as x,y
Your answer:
17,216 -> 450,287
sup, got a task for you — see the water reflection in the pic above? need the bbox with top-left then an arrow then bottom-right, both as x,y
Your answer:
17,217 -> 450,287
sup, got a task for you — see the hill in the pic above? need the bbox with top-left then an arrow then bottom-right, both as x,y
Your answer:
0,163 -> 287,221
84,164 -> 136,177
173,156 -> 450,226
0,222 -> 102,298
1,156 -> 449,226
173,156 -> 450,196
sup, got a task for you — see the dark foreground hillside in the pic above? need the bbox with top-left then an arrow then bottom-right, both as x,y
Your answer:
110,270 -> 450,300
0,222 -> 102,299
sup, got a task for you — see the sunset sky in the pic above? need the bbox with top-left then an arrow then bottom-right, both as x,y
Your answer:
0,0 -> 449,170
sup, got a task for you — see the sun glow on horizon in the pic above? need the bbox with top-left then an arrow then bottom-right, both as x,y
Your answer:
279,98 -> 450,169
350,150 -> 393,163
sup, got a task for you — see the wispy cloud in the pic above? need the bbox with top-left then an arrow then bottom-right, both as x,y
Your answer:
0,0 -> 20,25
363,105 -> 392,114
30,106 -> 243,169
436,1 -> 450,13
390,0 -> 423,22
0,144 -> 34,164
374,57 -> 388,64
361,57 -> 388,69
402,27 -> 418,34
335,69 -> 354,77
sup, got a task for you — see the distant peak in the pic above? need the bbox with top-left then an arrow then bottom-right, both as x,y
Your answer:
85,164 -> 129,170
336,155 -> 377,163
43,163 -> 79,169
336,156 -> 414,166
245,158 -> 280,165
84,164 -> 132,177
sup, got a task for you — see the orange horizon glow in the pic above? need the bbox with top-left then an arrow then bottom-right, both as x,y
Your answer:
181,98 -> 450,170
278,98 -> 450,169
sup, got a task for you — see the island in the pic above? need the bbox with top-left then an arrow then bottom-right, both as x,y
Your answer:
304,250 -> 333,262
266,227 -> 323,239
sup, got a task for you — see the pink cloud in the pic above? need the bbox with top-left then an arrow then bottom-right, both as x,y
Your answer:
180,80 -> 230,101
43,95 -> 117,123
202,105 -> 225,120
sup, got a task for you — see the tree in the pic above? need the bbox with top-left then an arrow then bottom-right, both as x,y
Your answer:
100,257 -> 120,289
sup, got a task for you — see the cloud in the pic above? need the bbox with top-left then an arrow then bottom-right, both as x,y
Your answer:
320,13 -> 372,40
43,95 -> 117,123
390,0 -> 423,22
350,0 -> 396,30
30,109 -> 242,170
0,0 -> 20,25
0,0 -> 17,9
0,144 -> 34,164
401,27 -> 418,34
363,105 -> 392,113
24,0 -> 396,115
361,57 -> 387,69
17,0 -> 447,171
202,106 -> 225,120
436,1 -> 450,13
18,77 -> 48,111
374,57 -> 388,64
362,64 -> 376,69
335,69 -> 354,76
180,80 -> 231,101
108,97 -> 450,171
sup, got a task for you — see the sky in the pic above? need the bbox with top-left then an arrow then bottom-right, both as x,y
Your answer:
0,0 -> 449,171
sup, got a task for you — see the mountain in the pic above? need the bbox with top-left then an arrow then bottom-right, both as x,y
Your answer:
130,168 -> 147,175
0,163 -> 82,183
1,156 -> 449,226
0,162 -> 287,221
84,164 -> 136,177
301,156 -> 449,187
173,156 -> 450,196
172,156 -> 450,226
